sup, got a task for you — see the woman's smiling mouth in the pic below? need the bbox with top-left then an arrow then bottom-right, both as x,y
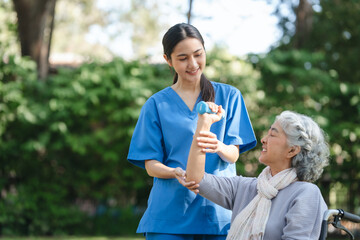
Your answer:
187,68 -> 199,75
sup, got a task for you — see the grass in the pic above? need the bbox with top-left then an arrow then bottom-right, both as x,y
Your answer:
0,236 -> 350,240
0,237 -> 145,240
1,235 -> 348,240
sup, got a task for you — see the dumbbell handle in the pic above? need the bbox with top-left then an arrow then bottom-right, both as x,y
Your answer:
196,101 -> 225,119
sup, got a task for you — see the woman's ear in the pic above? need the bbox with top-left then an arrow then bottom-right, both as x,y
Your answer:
163,54 -> 172,67
288,145 -> 301,158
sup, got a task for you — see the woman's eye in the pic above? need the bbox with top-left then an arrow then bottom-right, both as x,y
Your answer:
179,58 -> 186,61
195,53 -> 202,57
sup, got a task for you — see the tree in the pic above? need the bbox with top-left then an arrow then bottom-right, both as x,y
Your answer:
0,0 -> 19,55
13,0 -> 56,80
262,0 -> 360,213
294,0 -> 313,48
307,0 -> 360,213
11,0 -> 109,79
50,0 -> 111,61
120,0 -> 163,58
187,0 -> 194,24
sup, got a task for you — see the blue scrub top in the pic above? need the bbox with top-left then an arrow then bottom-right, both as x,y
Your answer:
127,81 -> 257,235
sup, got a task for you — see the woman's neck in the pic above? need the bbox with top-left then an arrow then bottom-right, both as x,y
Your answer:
172,80 -> 200,94
171,81 -> 201,111
270,166 -> 292,176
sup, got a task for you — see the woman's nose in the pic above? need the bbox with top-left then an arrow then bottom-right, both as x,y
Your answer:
188,57 -> 198,68
261,136 -> 266,144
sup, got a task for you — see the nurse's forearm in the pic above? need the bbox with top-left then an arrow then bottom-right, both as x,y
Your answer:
144,160 -> 177,179
217,144 -> 239,164
186,119 -> 212,183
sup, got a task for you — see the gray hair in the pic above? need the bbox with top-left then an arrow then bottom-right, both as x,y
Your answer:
276,111 -> 330,182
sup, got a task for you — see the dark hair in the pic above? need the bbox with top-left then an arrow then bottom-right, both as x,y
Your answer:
162,23 -> 214,102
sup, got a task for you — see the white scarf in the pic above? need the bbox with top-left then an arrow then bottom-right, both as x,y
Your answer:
226,166 -> 297,240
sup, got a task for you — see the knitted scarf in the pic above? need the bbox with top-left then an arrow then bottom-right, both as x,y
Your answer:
226,166 -> 298,240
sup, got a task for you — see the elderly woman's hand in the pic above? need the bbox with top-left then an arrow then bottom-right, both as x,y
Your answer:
174,167 -> 200,194
197,102 -> 225,126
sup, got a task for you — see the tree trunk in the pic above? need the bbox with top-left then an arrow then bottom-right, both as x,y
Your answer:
187,0 -> 193,24
294,0 -> 313,49
13,0 -> 56,80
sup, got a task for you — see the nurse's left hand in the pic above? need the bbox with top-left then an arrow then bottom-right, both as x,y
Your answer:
174,167 -> 200,194
197,130 -> 223,154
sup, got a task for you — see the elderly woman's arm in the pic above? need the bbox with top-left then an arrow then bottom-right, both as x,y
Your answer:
186,104 -> 224,183
185,117 -> 212,183
185,111 -> 245,209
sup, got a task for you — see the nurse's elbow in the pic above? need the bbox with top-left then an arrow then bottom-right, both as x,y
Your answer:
145,168 -> 153,177
144,160 -> 155,177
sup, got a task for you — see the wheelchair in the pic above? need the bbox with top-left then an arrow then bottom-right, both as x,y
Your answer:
319,209 -> 360,240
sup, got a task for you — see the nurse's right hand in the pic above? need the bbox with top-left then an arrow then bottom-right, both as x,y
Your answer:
174,167 -> 200,194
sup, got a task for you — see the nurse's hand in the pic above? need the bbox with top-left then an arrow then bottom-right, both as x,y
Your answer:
196,130 -> 223,154
174,167 -> 200,194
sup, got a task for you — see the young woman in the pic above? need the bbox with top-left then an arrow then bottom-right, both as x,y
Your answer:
184,107 -> 329,239
127,23 -> 257,240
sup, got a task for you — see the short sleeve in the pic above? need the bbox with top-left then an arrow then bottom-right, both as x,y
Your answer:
224,90 -> 257,154
127,98 -> 165,169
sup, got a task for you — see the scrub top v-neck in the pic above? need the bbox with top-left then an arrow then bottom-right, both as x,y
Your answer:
167,86 -> 201,120
127,81 -> 257,235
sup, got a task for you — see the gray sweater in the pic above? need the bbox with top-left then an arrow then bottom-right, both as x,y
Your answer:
199,173 -> 327,239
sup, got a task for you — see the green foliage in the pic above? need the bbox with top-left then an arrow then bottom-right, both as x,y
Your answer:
0,238 -> 144,240
311,1 -> 360,212
205,46 -> 265,176
0,55 -> 170,235
3,45 -> 358,236
253,49 -> 337,118
0,0 -> 19,56
2,2 -> 360,232
252,48 -> 360,212
271,0 -> 360,213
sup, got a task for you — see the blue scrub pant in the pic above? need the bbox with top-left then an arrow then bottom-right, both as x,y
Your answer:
146,233 -> 226,240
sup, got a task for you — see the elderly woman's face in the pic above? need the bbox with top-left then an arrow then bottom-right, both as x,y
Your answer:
259,121 -> 293,173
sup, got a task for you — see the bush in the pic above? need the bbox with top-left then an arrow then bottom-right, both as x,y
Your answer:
0,56 -> 170,235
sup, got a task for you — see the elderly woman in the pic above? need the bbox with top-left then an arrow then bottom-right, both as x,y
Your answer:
176,105 -> 330,240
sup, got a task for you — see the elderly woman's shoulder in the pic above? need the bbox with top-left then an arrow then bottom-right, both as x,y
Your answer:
288,181 -> 323,197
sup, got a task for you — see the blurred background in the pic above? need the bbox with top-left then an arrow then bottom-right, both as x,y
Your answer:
0,0 -> 359,238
